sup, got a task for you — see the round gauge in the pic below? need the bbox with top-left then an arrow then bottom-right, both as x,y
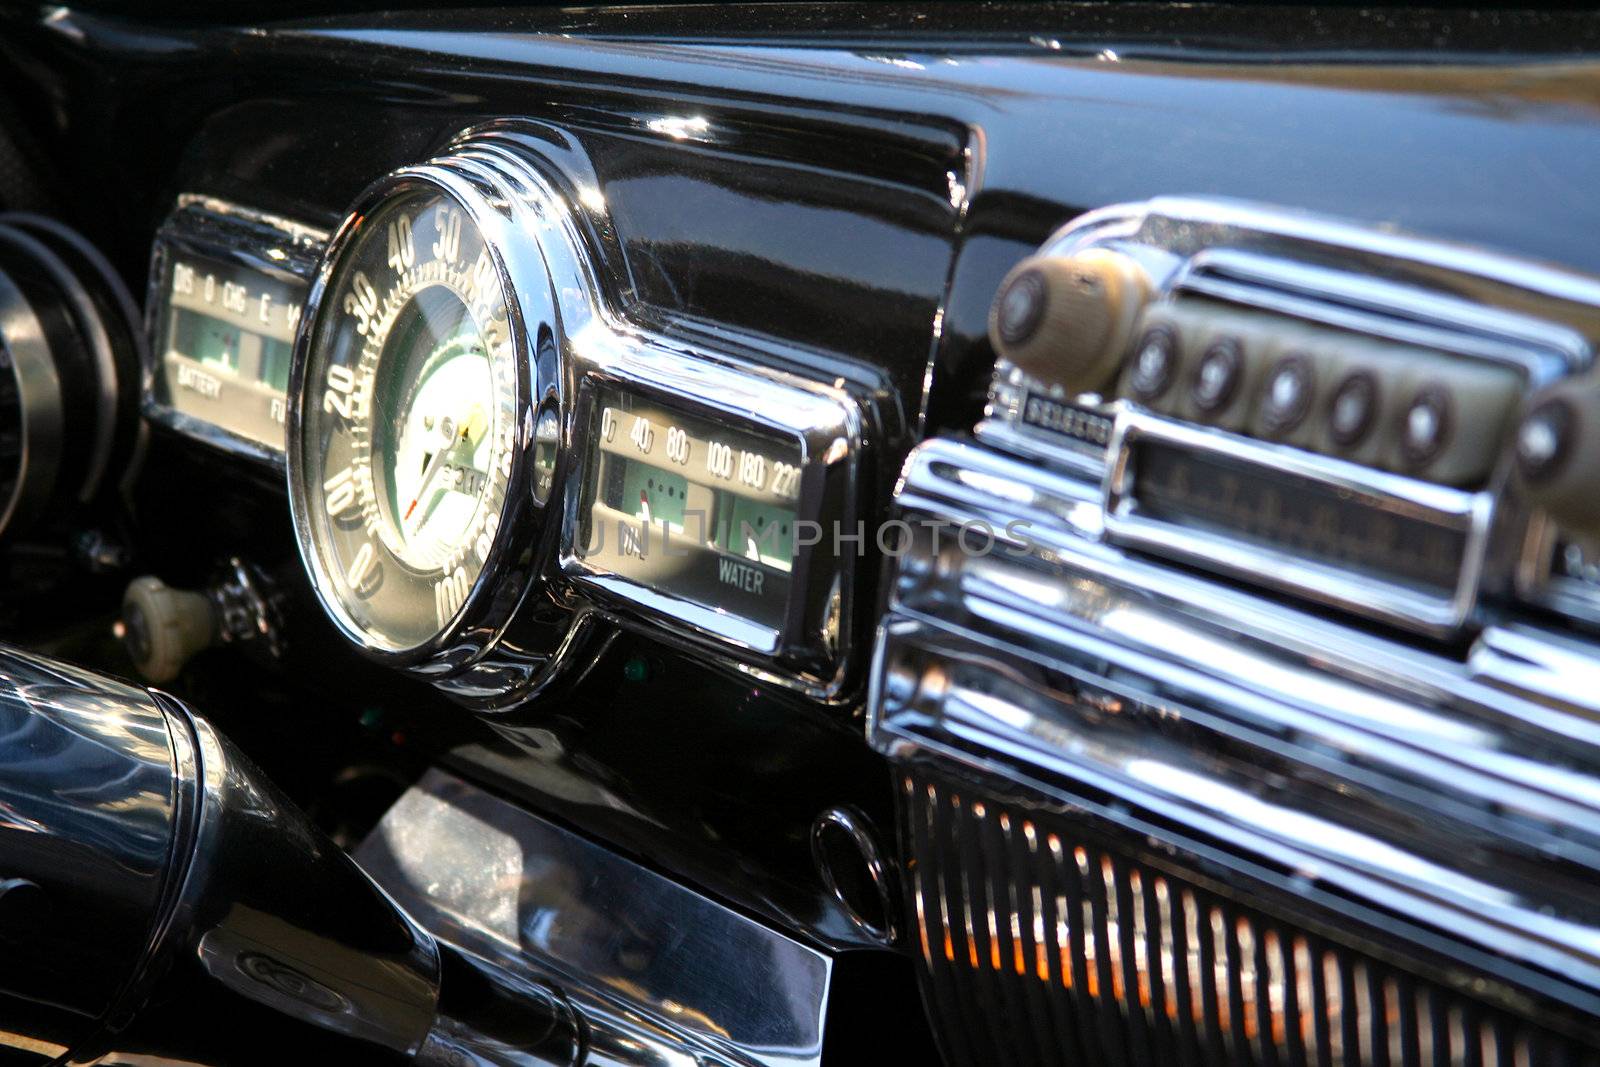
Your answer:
289,182 -> 525,655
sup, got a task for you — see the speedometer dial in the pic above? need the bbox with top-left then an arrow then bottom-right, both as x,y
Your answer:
291,184 -> 521,654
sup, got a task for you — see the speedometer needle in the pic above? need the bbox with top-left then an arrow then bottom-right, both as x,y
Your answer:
403,407 -> 486,528
403,441 -> 457,523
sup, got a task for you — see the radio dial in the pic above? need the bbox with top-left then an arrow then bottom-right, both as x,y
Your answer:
988,249 -> 1150,394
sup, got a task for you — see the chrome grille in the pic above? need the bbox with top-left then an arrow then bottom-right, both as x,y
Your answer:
901,770 -> 1599,1067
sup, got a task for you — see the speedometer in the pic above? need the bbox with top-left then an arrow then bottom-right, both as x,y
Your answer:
289,179 -> 526,657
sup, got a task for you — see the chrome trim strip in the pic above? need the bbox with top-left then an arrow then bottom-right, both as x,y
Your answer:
1057,196 -> 1600,341
356,769 -> 833,1067
1180,249 -> 1579,380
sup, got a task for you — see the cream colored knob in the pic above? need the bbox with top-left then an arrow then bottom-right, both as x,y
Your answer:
988,248 -> 1151,394
1516,379 -> 1600,533
120,576 -> 217,684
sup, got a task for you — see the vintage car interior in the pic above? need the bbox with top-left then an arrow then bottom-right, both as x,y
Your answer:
3,3 -> 1600,1064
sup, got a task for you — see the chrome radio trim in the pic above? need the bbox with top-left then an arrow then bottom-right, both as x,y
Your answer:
982,196 -> 1600,461
562,326 -> 863,700
1103,409 -> 1493,636
144,195 -> 328,468
870,435 -> 1600,1022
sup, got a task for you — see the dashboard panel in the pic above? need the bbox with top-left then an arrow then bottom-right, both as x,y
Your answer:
6,5 -> 1600,1067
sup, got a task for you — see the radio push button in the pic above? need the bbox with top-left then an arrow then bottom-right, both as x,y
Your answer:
1259,354 -> 1316,436
1191,337 -> 1243,414
1127,322 -> 1179,403
1516,377 -> 1600,532
1248,320 -> 1333,448
1390,356 -> 1517,486
1303,336 -> 1405,468
1328,371 -> 1381,449
1162,304 -> 1276,431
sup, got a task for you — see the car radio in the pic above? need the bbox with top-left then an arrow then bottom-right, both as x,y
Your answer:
978,197 -> 1600,638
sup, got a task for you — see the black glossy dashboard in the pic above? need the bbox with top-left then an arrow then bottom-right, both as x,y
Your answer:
6,5 -> 1600,1065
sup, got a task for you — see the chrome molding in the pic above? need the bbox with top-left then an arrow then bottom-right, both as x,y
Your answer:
356,768 -> 834,1067
870,434 -> 1600,1021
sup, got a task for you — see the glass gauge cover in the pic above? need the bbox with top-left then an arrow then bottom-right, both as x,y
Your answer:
291,184 -> 524,655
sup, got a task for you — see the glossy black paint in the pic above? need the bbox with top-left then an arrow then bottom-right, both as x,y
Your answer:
5,0 -> 1600,981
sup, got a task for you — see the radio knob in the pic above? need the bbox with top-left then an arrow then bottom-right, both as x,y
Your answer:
988,249 -> 1151,394
1516,379 -> 1600,530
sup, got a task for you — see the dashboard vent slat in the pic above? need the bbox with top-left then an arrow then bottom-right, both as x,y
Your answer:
900,770 -> 1600,1067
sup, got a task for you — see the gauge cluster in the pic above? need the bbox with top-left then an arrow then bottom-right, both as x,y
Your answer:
146,128 -> 874,707
567,348 -> 860,696
577,389 -> 804,636
146,197 -> 326,463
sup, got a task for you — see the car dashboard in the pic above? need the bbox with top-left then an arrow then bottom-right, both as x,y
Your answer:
3,4 -> 1600,1066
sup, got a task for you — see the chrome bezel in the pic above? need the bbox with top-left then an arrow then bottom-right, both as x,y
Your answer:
144,195 -> 328,467
562,330 -> 862,698
1103,409 -> 1492,636
286,160 -> 553,676
458,124 -> 868,701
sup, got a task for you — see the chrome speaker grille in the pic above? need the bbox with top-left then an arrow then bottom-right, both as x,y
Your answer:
901,770 -> 1599,1067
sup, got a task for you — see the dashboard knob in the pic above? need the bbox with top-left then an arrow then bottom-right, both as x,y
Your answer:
988,249 -> 1151,394
120,576 -> 218,684
1516,379 -> 1600,531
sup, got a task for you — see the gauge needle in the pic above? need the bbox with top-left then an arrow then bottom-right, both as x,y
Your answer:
404,439 -> 458,523
403,407 -> 488,528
